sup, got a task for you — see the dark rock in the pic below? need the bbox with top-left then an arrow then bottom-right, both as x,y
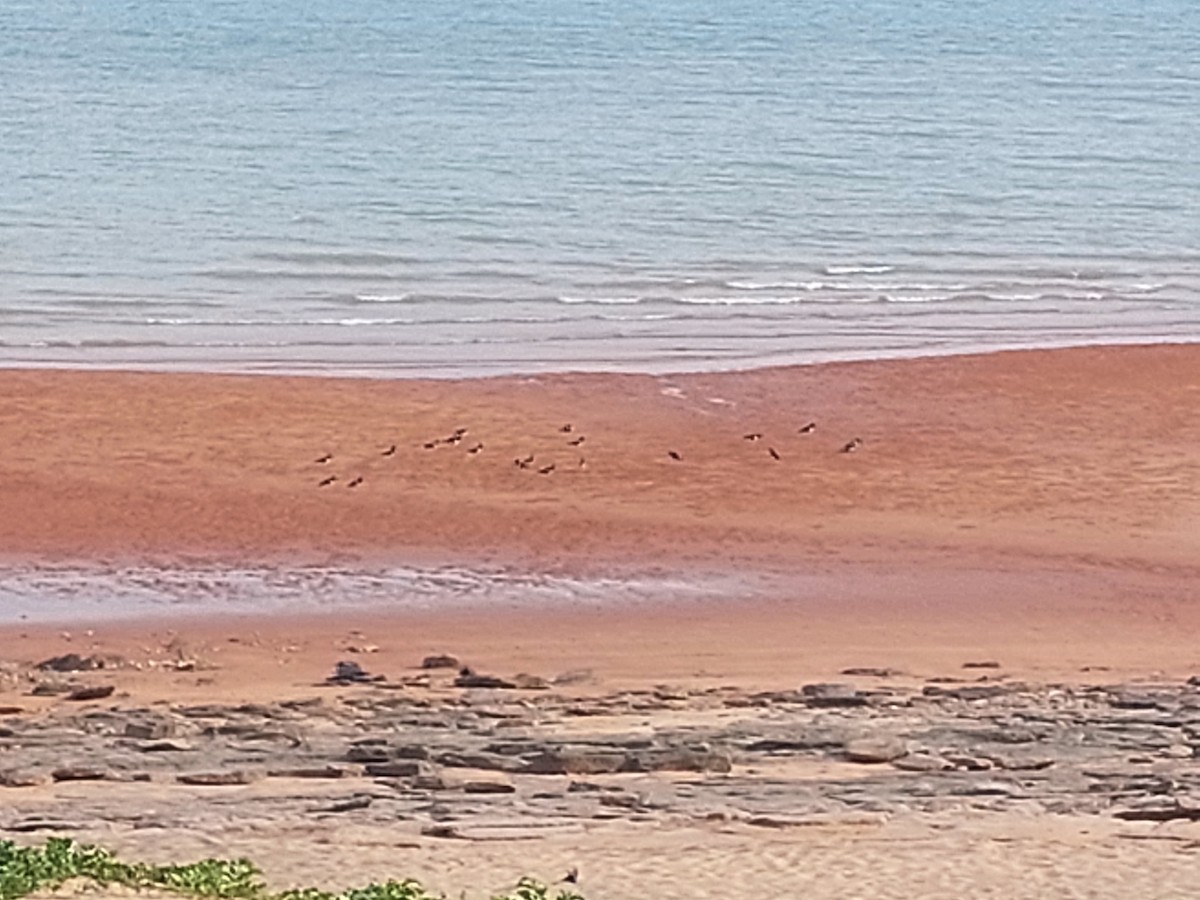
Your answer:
454,672 -> 517,689
66,685 -> 115,702
268,765 -> 356,779
421,654 -> 460,669
346,745 -> 393,763
0,706 -> 25,715
463,779 -> 516,794
963,661 -> 1002,669
37,653 -> 101,672
51,767 -> 109,782
177,771 -> 259,786
840,667 -> 903,678
136,740 -> 193,752
326,660 -> 385,685
365,760 -> 432,778
319,795 -> 373,813
30,683 -> 73,696
435,750 -> 523,772
801,683 -> 866,707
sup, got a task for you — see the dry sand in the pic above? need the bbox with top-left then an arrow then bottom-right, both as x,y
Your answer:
4,343 -> 1200,898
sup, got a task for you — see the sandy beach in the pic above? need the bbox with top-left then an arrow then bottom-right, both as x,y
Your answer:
4,343 -> 1200,898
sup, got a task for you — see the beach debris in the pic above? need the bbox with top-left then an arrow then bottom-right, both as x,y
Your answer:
325,660 -> 384,685
421,653 -> 460,669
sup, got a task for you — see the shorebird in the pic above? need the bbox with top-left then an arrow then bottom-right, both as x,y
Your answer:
537,463 -> 556,475
560,424 -> 573,433
668,450 -> 682,461
318,475 -> 337,487
840,437 -> 863,453
768,446 -> 781,461
381,445 -> 396,457
567,436 -> 585,446
578,457 -> 587,470
423,441 -> 437,450
517,452 -> 535,466
347,476 -> 364,488
453,427 -> 468,437
562,868 -> 579,885
314,453 -> 333,464
467,443 -> 484,454
799,422 -> 817,434
743,432 -> 762,442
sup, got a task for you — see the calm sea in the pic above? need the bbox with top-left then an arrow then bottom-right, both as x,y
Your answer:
2,0 -> 1198,377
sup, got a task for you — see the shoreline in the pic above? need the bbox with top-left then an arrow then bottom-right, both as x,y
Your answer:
4,334 -> 1198,383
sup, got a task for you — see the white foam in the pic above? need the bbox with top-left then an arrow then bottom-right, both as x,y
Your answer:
824,264 -> 896,275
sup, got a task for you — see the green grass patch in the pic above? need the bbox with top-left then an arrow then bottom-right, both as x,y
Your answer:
0,839 -> 583,900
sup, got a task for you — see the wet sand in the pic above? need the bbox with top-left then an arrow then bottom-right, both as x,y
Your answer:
3,343 -> 1200,897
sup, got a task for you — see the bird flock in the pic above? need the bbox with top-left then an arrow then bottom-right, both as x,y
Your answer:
309,419 -> 864,488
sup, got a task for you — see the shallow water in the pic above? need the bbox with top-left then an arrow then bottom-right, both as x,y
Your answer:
0,562 -> 758,625
2,0 -> 1198,375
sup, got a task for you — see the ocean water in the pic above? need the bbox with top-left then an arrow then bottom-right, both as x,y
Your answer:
2,0 -> 1198,377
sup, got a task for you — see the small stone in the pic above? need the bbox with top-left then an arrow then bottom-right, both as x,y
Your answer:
124,720 -> 175,740
66,685 -> 115,702
177,771 -> 259,786
463,780 -> 517,794
52,767 -> 109,782
844,738 -> 908,763
37,654 -> 100,672
892,753 -> 951,772
962,660 -> 1002,669
421,654 -> 460,669
840,667 -> 903,678
268,766 -> 356,779
365,760 -> 432,778
511,673 -> 550,690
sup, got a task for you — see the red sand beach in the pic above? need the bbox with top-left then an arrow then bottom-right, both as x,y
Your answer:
3,344 -> 1200,899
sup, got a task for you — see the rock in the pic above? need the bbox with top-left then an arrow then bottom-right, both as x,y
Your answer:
801,683 -> 866,707
136,740 -> 193,752
0,706 -> 25,715
523,748 -> 627,775
177,771 -> 259,786
892,753 -> 951,772
421,654 -> 460,669
65,685 -> 115,702
30,683 -> 73,696
364,760 -> 433,778
124,720 -> 175,740
435,750 -> 523,772
840,667 -> 903,678
346,745 -> 392,763
463,779 -> 517,794
268,765 -> 357,779
454,671 -> 517,689
943,754 -> 995,771
844,738 -> 908,763
326,660 -> 385,685
511,673 -> 550,690
621,747 -> 733,774
37,653 -> 101,672
1,771 -> 49,788
962,661 -> 1002,669
318,795 -> 373,813
51,767 -> 109,782
922,684 -> 1008,701
421,824 -> 462,839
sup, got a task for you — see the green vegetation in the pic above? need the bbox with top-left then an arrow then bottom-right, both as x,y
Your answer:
0,840 -> 583,900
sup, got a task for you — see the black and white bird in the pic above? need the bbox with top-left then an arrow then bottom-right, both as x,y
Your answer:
315,453 -> 333,464
799,422 -> 817,434
839,437 -> 863,453
347,476 -> 364,488
768,446 -> 781,461
381,445 -> 396,456
318,475 -> 337,487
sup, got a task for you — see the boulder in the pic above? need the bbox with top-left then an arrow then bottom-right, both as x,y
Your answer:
801,683 -> 866,707
844,738 -> 908,763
